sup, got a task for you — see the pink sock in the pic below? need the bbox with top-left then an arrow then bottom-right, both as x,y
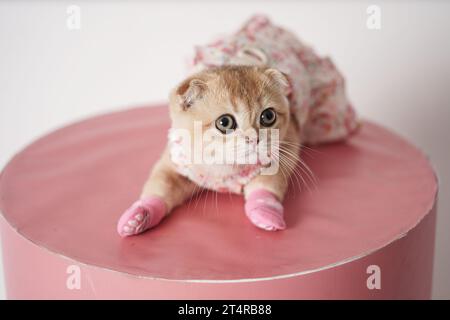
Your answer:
245,189 -> 286,231
117,196 -> 167,237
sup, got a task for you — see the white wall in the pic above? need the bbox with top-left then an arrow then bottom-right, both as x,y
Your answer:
0,0 -> 449,299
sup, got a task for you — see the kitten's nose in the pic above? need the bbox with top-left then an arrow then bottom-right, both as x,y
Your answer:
245,136 -> 259,144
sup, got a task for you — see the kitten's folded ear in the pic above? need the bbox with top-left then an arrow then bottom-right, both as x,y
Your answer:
264,68 -> 292,96
173,77 -> 208,110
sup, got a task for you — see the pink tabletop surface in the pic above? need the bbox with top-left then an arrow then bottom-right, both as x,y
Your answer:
0,105 -> 437,281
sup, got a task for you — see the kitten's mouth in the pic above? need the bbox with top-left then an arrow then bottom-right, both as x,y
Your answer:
258,157 -> 272,167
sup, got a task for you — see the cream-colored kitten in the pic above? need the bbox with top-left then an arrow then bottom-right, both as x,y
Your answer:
117,65 -> 301,236
117,15 -> 357,236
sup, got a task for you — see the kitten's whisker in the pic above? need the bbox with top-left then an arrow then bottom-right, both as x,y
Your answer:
279,145 -> 317,190
285,148 -> 318,188
203,188 -> 211,216
278,145 -> 317,193
187,182 -> 200,212
273,152 -> 302,192
193,186 -> 203,211
279,140 -> 321,153
279,140 -> 322,159
280,157 -> 302,192
277,158 -> 291,195
298,157 -> 318,187
279,155 -> 304,192
279,162 -> 289,191
193,173 -> 210,212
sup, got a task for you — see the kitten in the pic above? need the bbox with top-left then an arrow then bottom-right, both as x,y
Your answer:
117,16 -> 358,236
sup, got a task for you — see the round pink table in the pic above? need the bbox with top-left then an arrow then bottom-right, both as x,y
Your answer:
0,105 -> 437,299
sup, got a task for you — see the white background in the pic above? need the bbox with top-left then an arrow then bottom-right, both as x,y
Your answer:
0,0 -> 449,299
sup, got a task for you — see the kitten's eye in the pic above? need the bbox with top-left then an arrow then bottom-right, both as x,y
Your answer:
260,108 -> 277,127
215,114 -> 237,134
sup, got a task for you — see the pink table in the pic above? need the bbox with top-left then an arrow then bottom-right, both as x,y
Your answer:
0,105 -> 437,299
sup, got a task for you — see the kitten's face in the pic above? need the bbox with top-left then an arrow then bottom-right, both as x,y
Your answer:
169,66 -> 291,166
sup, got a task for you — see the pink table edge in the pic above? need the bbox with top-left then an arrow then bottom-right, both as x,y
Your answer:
0,105 -> 439,299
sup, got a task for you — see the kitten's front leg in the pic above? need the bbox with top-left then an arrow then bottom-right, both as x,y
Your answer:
244,172 -> 289,231
244,134 -> 300,231
117,149 -> 196,237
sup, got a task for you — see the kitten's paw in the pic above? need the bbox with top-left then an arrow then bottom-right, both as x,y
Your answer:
245,189 -> 286,231
117,196 -> 166,237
